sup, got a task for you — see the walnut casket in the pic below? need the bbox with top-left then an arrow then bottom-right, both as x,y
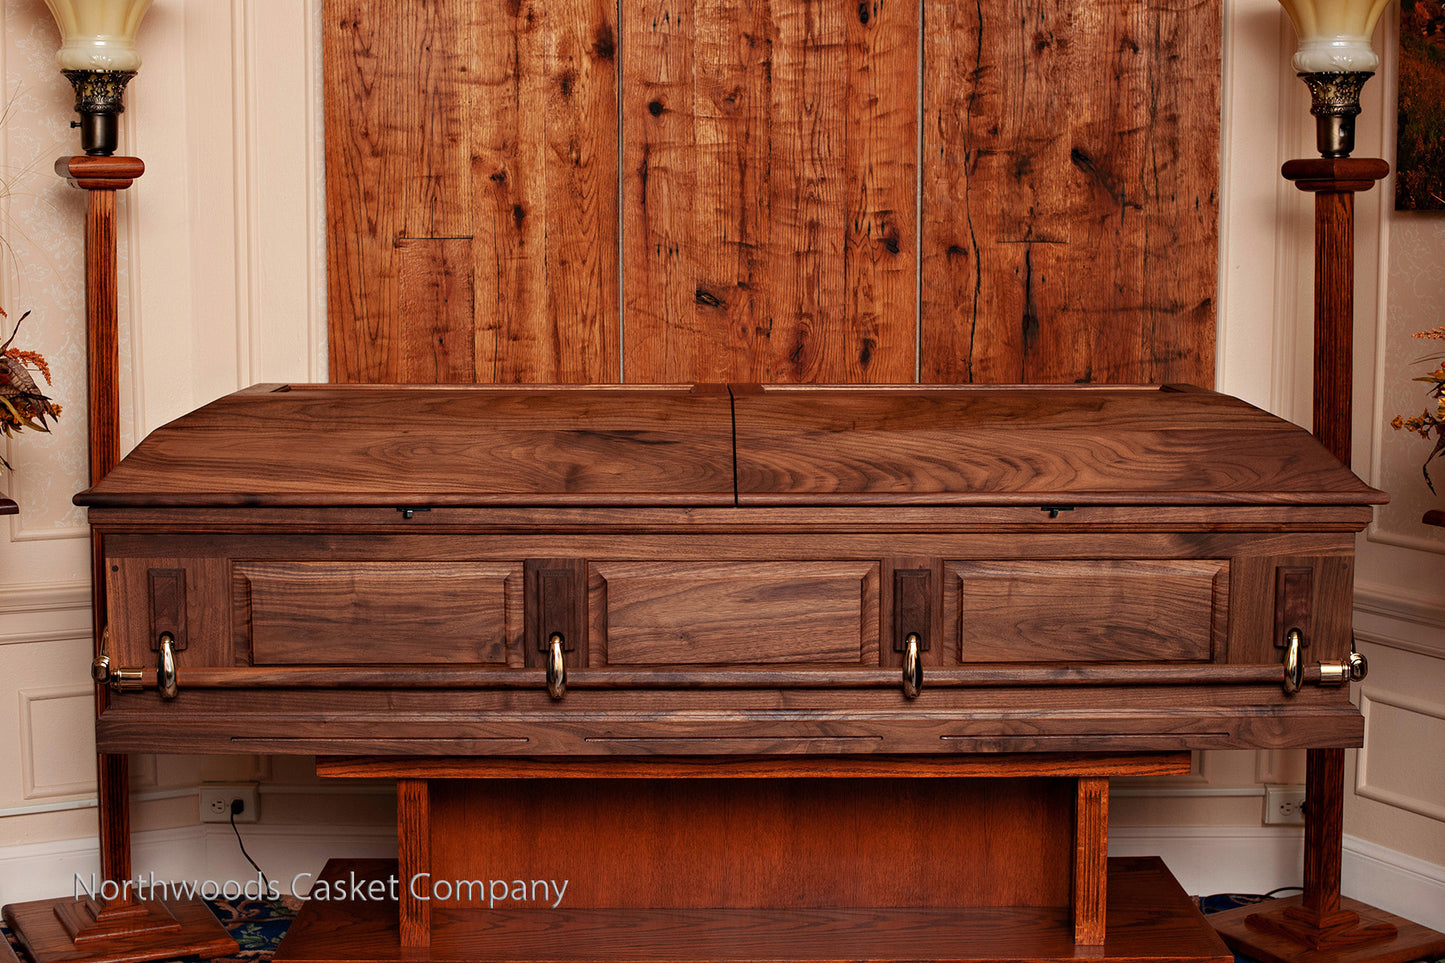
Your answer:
77,383 -> 1381,757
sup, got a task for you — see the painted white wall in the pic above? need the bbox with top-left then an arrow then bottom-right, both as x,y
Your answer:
0,0 -> 1441,913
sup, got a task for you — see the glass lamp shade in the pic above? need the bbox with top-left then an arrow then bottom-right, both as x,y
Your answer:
42,0 -> 153,73
1277,0 -> 1390,73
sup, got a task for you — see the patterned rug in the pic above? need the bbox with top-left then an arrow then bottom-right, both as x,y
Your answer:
198,898 -> 301,961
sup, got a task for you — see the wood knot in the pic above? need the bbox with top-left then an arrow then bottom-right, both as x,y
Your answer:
593,24 -> 616,60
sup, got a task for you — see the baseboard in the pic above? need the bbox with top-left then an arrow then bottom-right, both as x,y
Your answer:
1109,825 -> 1305,897
1343,833 -> 1445,931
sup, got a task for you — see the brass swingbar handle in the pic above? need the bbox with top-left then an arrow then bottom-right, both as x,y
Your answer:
143,663 -> 1326,690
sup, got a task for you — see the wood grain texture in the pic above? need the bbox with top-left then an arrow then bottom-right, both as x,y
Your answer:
61,158 -> 146,909
2,897 -> 236,963
1278,156 -> 1392,469
396,238 -> 475,383
1311,190 -> 1356,466
730,388 -> 1382,506
397,780 -> 430,948
920,0 -> 1219,385
589,560 -> 878,665
236,561 -> 520,666
621,0 -> 917,383
1302,747 -> 1346,923
271,856 -> 1233,963
79,385 -> 1374,761
426,777 -> 1073,908
1215,895 -> 1445,963
82,387 -> 737,506
94,686 -> 1366,757
1074,777 -> 1109,946
323,0 -> 1221,387
324,0 -> 619,384
108,557 -> 230,667
948,559 -> 1223,663
319,752 -> 1192,780
77,385 -> 1383,509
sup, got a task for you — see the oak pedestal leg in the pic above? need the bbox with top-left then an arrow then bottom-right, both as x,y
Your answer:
0,157 -> 236,963
1210,158 -> 1445,963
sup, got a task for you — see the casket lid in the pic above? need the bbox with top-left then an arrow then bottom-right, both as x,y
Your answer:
76,383 -> 1384,508
78,384 -> 737,507
731,385 -> 1384,506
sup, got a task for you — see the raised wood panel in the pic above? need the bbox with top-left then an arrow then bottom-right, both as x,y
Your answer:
945,560 -> 1225,663
919,0 -> 1219,386
620,0 -> 918,383
323,0 -> 620,384
235,561 -> 522,665
589,561 -> 879,665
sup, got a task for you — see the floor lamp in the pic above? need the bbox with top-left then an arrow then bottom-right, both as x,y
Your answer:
1,3 -> 235,962
1212,2 -> 1445,961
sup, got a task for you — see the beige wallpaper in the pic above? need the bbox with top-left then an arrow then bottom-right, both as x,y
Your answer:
1377,213 -> 1445,548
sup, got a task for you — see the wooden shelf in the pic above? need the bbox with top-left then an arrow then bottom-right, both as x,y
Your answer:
274,857 -> 1231,963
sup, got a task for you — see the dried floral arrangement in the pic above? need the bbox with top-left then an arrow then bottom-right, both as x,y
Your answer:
1390,325 -> 1445,494
1,307 -> 63,471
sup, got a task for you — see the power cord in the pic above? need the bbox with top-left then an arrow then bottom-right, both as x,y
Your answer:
1263,885 -> 1304,898
229,799 -> 272,897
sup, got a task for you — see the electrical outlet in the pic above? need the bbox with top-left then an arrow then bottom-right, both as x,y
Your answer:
1264,785 -> 1307,825
199,783 -> 259,823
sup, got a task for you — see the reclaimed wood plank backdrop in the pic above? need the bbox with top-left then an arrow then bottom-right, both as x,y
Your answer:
323,0 -> 1219,386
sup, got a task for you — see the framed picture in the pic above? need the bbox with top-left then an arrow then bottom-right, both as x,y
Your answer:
1398,0 -> 1445,209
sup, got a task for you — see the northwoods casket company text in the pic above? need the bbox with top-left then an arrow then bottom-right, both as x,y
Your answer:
76,871 -> 569,907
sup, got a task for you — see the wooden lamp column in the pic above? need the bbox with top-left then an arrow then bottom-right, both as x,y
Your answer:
0,9 -> 238,953
1210,154 -> 1445,963
1,155 -> 236,963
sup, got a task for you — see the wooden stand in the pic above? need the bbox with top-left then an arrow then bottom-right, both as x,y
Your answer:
265,754 -> 1233,963
1210,158 -> 1445,963
0,157 -> 236,963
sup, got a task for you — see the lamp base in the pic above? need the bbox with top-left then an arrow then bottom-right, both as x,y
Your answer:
1210,895 -> 1445,963
1298,72 -> 1373,158
2,896 -> 237,963
60,71 -> 134,157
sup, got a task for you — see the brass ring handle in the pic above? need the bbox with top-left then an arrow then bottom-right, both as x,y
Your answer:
1282,627 -> 1303,694
546,632 -> 567,700
902,632 -> 922,700
158,633 -> 178,700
